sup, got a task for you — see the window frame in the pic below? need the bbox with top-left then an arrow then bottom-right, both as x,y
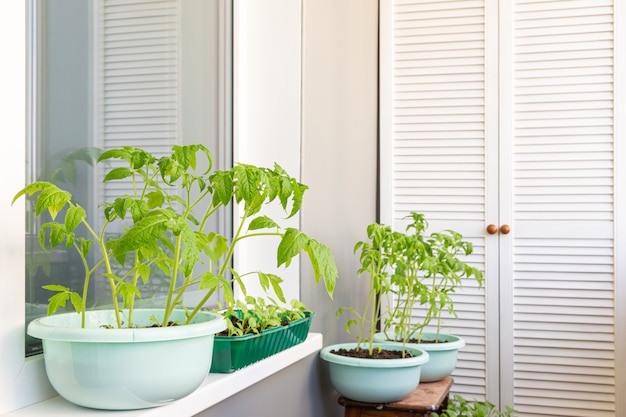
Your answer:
0,1 -> 57,413
0,0 -> 304,413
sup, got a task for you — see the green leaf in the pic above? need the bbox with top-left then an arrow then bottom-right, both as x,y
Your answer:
233,164 -> 260,205
39,222 -> 67,249
278,175 -> 293,210
137,264 -> 151,285
266,273 -> 286,303
111,212 -> 169,265
98,147 -> 132,163
248,215 -> 280,231
12,182 -> 51,205
288,182 -> 307,218
179,222 -> 200,276
47,291 -> 69,316
304,239 -> 338,298
210,170 -> 234,206
103,167 -> 133,182
199,271 -> 219,290
65,205 -> 86,232
36,185 -> 72,220
42,284 -> 70,292
277,228 -> 309,268
129,199 -> 149,223
146,191 -> 165,209
70,292 -> 83,313
119,282 -> 141,308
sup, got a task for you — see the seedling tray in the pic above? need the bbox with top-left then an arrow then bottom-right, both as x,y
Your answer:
210,312 -> 314,373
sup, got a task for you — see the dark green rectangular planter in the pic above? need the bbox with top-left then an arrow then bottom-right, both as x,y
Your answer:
210,312 -> 315,373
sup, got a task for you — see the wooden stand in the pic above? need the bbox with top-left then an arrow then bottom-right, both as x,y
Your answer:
338,377 -> 453,417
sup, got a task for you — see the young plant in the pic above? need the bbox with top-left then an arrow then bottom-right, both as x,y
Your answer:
337,222 -> 396,356
13,145 -> 338,329
433,394 -> 518,417
219,296 -> 309,337
383,212 -> 483,343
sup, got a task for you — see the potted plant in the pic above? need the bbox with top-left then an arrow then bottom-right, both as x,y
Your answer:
211,296 -> 315,372
13,144 -> 338,410
373,212 -> 483,382
433,394 -> 518,417
319,222 -> 429,403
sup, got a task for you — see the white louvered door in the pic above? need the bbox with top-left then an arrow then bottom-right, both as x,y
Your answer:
380,1 -> 623,416
503,2 -> 618,416
94,0 -> 181,206
90,0 -> 230,306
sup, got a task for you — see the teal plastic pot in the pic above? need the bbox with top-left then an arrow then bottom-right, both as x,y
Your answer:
374,332 -> 465,382
27,309 -> 226,410
319,342 -> 429,403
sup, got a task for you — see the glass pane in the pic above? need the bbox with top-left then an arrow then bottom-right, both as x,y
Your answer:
25,0 -> 232,356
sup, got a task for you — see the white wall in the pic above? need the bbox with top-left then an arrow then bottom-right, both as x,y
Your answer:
301,1 -> 379,415
197,1 -> 379,416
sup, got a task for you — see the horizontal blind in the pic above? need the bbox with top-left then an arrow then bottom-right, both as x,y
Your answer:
95,0 -> 179,205
512,1 -> 615,416
390,0 -> 488,397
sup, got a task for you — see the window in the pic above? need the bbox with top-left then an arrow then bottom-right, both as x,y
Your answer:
23,0 -> 233,356
1,1 -> 307,413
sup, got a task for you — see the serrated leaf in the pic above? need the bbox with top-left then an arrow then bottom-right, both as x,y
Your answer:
257,271 -> 270,291
130,199 -> 149,223
39,222 -> 66,249
119,282 -> 141,308
211,170 -> 234,206
288,182 -> 307,218
248,215 -> 280,231
70,292 -> 83,313
179,222 -> 200,276
36,185 -> 72,220
146,191 -> 165,209
47,291 -> 69,316
277,228 -> 309,268
267,273 -> 286,303
233,164 -> 259,205
199,271 -> 219,290
304,239 -> 338,299
98,148 -> 132,163
65,205 -> 86,232
42,284 -> 70,292
137,264 -> 151,285
78,237 -> 92,258
278,175 -> 293,210
103,167 -> 133,182
112,213 -> 169,265
12,181 -> 52,205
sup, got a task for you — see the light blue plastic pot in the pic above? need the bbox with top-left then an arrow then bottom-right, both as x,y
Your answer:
28,309 -> 226,410
319,342 -> 429,403
374,332 -> 465,382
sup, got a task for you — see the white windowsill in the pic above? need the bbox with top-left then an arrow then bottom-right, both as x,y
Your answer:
4,333 -> 323,417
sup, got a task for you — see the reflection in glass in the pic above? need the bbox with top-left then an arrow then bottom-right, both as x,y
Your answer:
25,0 -> 232,356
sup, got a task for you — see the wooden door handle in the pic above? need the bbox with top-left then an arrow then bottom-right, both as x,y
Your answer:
487,224 -> 511,234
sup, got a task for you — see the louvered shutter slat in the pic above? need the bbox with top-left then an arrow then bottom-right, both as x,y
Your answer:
95,0 -> 179,230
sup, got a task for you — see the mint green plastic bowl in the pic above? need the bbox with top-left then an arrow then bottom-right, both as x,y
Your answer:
374,332 -> 465,382
319,342 -> 429,403
27,309 -> 226,410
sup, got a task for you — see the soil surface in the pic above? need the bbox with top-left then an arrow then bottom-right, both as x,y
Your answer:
331,348 -> 414,359
407,338 -> 449,344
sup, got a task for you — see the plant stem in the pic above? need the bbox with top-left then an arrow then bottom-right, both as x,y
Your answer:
185,208 -> 250,323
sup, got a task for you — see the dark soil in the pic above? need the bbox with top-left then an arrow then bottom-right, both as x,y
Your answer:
407,338 -> 449,344
331,348 -> 414,359
148,321 -> 180,327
